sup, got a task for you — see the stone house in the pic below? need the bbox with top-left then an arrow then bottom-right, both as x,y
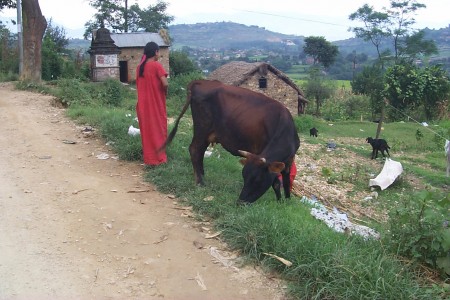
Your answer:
208,61 -> 308,115
110,31 -> 171,83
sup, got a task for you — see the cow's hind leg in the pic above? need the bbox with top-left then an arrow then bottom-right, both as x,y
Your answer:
189,139 -> 209,185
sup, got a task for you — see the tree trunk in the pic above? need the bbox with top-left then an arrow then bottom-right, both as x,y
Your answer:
375,100 -> 386,139
21,0 -> 47,82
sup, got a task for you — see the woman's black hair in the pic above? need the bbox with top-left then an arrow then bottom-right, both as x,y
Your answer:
139,42 -> 160,77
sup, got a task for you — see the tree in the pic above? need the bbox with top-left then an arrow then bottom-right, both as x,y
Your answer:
169,50 -> 199,77
349,4 -> 390,65
44,18 -> 68,53
84,0 -> 173,39
351,66 -> 385,120
303,36 -> 338,68
400,30 -> 438,61
383,62 -> 450,120
41,19 -> 68,80
349,1 -> 433,64
304,66 -> 335,116
386,0 -> 426,60
21,0 -> 47,82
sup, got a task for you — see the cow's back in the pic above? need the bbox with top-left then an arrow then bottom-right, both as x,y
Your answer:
189,80 -> 299,160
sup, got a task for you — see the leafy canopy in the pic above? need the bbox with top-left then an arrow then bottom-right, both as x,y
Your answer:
84,0 -> 174,39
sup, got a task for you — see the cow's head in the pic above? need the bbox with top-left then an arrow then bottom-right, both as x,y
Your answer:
238,150 -> 285,204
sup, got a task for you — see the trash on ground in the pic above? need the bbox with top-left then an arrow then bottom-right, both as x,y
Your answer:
301,196 -> 380,240
128,125 -> 140,136
369,158 -> 403,190
96,153 -> 110,159
263,252 -> 292,267
208,246 -> 239,271
62,139 -> 76,144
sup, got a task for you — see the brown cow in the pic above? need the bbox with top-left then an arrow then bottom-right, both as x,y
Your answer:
161,80 -> 300,204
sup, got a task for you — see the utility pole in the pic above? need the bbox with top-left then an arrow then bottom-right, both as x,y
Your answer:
17,0 -> 23,76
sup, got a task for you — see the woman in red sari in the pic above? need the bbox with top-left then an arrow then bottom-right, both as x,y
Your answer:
136,42 -> 169,166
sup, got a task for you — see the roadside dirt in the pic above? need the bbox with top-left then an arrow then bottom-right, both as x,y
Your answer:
0,82 -> 286,300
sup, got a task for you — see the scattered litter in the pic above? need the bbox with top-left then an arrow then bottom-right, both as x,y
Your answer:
208,247 -> 238,271
72,189 -> 88,195
263,253 -> 292,267
96,153 -> 110,160
153,234 -> 168,244
110,189 -> 118,192
194,272 -> 207,291
421,122 -> 429,127
326,142 -> 337,150
369,159 -> 403,190
301,196 -> 380,240
127,189 -> 150,193
81,126 -> 94,132
359,129 -> 364,132
128,125 -> 140,136
205,231 -> 222,239
125,113 -> 132,117
203,196 -> 214,201
62,139 -> 76,144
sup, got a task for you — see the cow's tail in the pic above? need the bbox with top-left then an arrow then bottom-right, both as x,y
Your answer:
158,83 -> 194,153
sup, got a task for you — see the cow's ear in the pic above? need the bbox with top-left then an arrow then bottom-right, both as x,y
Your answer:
268,162 -> 285,173
239,158 -> 247,165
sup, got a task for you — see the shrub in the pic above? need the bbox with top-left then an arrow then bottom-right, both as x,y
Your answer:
386,190 -> 450,276
99,79 -> 125,107
56,78 -> 93,106
293,114 -> 317,135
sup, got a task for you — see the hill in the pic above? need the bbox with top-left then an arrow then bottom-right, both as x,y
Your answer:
167,22 -> 450,58
168,22 -> 304,50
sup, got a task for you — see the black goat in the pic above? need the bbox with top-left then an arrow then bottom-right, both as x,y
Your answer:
310,127 -> 318,137
366,137 -> 390,159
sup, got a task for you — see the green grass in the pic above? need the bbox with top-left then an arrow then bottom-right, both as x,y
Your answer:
17,76 -> 448,299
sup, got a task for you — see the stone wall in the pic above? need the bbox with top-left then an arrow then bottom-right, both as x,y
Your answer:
118,47 -> 170,83
239,72 -> 298,115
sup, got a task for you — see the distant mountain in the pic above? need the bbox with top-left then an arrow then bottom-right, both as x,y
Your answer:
168,21 -> 450,58
168,22 -> 304,50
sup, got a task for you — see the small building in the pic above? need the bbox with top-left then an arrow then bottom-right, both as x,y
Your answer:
208,61 -> 308,115
88,27 -> 121,82
110,31 -> 170,83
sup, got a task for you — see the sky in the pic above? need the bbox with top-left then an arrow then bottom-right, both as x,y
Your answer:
1,0 -> 449,41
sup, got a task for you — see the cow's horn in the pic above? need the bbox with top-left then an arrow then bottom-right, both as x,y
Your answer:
260,157 -> 266,163
238,150 -> 251,157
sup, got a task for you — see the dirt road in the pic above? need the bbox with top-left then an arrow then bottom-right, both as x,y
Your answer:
0,82 -> 284,299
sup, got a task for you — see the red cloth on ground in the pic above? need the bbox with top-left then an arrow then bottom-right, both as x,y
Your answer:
277,161 -> 297,191
136,60 -> 168,165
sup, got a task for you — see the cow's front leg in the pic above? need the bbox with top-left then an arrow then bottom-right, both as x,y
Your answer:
272,177 -> 282,200
189,140 -> 209,185
281,171 -> 291,199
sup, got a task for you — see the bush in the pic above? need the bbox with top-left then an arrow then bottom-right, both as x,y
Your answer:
386,190 -> 450,276
56,78 -> 93,106
293,114 -> 317,135
99,79 -> 125,107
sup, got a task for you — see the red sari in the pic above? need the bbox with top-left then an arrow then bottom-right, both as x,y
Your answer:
136,60 -> 168,165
